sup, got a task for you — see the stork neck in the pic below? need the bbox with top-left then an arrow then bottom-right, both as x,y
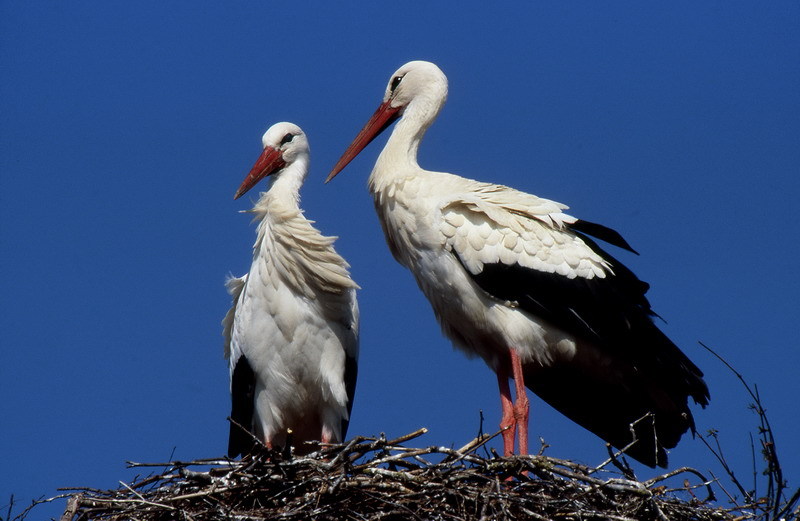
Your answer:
377,118 -> 420,170
263,156 -> 308,210
372,102 -> 437,187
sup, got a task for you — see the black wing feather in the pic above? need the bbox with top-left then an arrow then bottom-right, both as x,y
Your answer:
460,221 -> 709,467
228,354 -> 257,458
570,219 -> 639,254
340,353 -> 359,441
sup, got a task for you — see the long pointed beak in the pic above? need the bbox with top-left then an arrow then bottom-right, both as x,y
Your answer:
325,100 -> 402,183
234,146 -> 286,199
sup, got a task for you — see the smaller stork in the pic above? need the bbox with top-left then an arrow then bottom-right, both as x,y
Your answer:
223,122 -> 359,457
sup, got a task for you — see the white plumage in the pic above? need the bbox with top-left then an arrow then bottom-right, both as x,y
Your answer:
327,61 -> 708,467
224,122 -> 359,457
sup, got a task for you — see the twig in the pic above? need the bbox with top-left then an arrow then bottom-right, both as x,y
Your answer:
59,494 -> 80,521
774,486 -> 800,521
119,481 -> 177,512
645,467 -> 716,502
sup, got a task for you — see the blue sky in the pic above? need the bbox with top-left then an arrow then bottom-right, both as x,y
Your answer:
2,2 -> 798,518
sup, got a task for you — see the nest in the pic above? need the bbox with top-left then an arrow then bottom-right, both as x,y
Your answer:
48,428 -> 757,521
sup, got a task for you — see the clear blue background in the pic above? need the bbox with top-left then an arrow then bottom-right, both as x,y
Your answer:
2,2 -> 798,519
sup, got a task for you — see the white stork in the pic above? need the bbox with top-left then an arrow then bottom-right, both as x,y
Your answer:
223,122 -> 359,457
326,61 -> 708,467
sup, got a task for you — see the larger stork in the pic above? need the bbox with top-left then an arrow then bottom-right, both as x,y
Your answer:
327,61 -> 708,467
223,122 -> 359,457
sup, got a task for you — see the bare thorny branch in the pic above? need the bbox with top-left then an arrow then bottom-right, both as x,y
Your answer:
698,341 -> 798,521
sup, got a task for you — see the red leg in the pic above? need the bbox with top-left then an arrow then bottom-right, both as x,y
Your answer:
496,363 -> 516,457
509,349 -> 530,456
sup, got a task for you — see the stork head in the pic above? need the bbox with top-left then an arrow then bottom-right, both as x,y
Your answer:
234,122 -> 309,199
326,60 -> 448,182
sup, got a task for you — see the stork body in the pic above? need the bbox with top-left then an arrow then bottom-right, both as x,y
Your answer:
328,61 -> 708,467
224,122 -> 359,457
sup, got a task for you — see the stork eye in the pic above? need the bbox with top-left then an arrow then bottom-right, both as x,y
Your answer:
280,133 -> 295,146
390,75 -> 403,93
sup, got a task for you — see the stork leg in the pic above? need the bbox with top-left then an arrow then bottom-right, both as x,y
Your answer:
497,365 -> 516,457
497,349 -> 530,457
509,348 -> 530,456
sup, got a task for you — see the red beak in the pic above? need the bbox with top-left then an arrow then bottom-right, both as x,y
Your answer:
234,146 -> 286,199
325,99 -> 402,183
